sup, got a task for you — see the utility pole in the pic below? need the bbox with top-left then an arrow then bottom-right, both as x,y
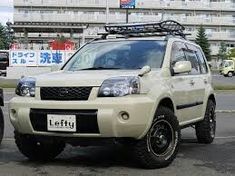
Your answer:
120,0 -> 134,23
126,9 -> 129,23
161,9 -> 165,21
106,0 -> 109,24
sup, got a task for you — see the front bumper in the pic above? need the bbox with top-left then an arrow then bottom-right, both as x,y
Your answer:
9,95 -> 155,139
0,70 -> 6,76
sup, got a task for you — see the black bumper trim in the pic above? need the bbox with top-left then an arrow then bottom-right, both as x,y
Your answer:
30,109 -> 99,134
176,101 -> 203,110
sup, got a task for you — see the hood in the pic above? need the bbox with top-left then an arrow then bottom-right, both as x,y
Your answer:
35,70 -> 142,87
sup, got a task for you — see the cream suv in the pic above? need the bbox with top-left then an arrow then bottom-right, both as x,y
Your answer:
9,21 -> 216,168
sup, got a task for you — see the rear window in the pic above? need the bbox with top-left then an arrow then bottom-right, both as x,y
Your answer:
0,53 -> 8,62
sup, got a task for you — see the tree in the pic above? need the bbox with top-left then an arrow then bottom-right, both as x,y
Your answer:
228,48 -> 235,58
57,35 -> 66,42
0,24 -> 8,49
0,23 -> 7,49
218,42 -> 228,60
0,38 -> 5,49
0,22 -> 14,50
195,25 -> 211,61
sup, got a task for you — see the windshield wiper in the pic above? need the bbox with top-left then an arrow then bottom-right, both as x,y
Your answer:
79,67 -> 121,70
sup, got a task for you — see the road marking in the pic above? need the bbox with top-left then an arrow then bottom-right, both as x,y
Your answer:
2,138 -> 14,141
4,101 -> 10,104
4,92 -> 15,95
215,136 -> 235,139
216,110 -> 235,113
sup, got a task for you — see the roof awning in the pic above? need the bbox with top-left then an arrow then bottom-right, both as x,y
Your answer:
11,23 -> 88,33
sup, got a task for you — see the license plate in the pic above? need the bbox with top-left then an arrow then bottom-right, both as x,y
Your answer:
47,114 -> 76,132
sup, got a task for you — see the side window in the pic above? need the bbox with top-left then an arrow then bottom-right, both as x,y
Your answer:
195,47 -> 208,74
170,42 -> 187,68
184,50 -> 201,75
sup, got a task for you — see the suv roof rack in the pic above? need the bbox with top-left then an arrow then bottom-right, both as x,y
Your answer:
103,20 -> 188,39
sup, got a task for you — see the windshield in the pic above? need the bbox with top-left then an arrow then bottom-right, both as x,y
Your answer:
64,40 -> 166,71
222,60 -> 233,67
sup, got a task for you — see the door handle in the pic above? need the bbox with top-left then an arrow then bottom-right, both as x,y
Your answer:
204,79 -> 208,84
190,80 -> 195,86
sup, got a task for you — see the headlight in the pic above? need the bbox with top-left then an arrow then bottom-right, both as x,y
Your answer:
98,76 -> 140,97
15,77 -> 36,97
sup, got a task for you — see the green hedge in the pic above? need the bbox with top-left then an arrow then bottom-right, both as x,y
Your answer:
213,85 -> 235,90
0,79 -> 17,88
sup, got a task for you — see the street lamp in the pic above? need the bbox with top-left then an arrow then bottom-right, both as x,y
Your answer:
106,0 -> 109,24
38,33 -> 44,50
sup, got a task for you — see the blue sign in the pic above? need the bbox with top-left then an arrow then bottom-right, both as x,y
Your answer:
38,50 -> 64,66
10,51 -> 37,66
10,50 -> 76,67
120,0 -> 135,9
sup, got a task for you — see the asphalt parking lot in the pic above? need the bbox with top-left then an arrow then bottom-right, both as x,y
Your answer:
0,110 -> 235,176
212,74 -> 235,86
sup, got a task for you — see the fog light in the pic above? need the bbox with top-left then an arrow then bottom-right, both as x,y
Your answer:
121,112 -> 129,120
10,109 -> 17,119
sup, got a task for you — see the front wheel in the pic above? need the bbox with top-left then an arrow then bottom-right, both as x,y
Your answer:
15,131 -> 65,161
0,108 -> 4,144
228,72 -> 233,77
133,106 -> 180,169
196,100 -> 216,144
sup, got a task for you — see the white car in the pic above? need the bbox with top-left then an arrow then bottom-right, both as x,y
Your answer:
9,21 -> 216,168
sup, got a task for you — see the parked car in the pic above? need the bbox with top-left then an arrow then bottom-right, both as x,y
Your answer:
0,88 -> 4,144
220,58 -> 235,77
9,21 -> 216,168
0,51 -> 9,77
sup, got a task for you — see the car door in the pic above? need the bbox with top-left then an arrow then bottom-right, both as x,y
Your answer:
170,41 -> 195,124
194,45 -> 210,117
183,44 -> 206,121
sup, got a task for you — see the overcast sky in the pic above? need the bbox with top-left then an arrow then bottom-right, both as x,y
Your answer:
0,0 -> 13,26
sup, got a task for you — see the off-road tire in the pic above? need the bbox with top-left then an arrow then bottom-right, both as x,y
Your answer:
15,131 -> 65,161
133,106 -> 180,169
196,100 -> 216,144
0,108 -> 4,144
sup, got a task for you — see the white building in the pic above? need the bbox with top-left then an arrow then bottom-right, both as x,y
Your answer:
12,0 -> 235,56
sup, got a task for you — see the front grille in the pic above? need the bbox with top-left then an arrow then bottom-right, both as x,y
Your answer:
30,109 -> 99,134
40,87 -> 92,101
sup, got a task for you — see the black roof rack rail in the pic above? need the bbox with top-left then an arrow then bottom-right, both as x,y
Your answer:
104,20 -> 187,38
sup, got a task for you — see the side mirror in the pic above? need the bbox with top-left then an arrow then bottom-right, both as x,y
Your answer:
173,61 -> 192,74
51,64 -> 63,72
138,65 -> 151,77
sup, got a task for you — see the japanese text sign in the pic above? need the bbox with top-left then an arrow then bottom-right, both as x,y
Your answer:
10,51 -> 37,66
